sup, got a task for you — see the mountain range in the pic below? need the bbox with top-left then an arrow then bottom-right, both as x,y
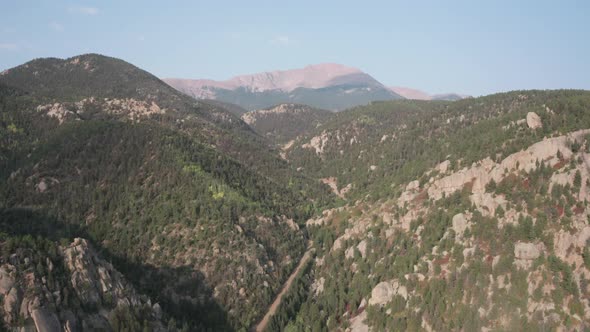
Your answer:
1,53 -> 589,331
0,54 -> 332,331
164,64 -> 465,111
390,86 -> 469,101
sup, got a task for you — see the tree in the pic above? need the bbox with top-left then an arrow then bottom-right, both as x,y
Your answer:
573,170 -> 582,189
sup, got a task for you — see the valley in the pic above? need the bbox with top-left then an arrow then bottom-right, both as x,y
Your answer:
1,54 -> 589,331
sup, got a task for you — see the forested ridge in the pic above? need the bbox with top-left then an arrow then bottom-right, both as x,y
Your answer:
272,90 -> 590,331
1,53 -> 590,331
0,54 -> 331,331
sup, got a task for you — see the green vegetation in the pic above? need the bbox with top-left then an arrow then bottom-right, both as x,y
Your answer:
287,90 -> 590,201
2,54 -> 590,331
265,256 -> 313,332
204,83 -> 402,111
244,104 -> 332,145
0,54 -> 333,331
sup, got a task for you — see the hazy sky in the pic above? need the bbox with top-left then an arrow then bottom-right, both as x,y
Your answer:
1,0 -> 589,95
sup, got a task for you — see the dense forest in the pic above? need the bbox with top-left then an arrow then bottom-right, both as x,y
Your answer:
285,90 -> 590,201
277,90 -> 590,331
0,54 -> 332,331
1,53 -> 589,331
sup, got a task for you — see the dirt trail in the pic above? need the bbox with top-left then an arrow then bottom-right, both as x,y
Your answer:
253,249 -> 313,332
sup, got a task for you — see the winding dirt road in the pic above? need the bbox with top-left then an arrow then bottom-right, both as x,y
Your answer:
253,249 -> 313,332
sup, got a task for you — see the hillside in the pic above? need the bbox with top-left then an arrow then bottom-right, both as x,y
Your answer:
0,54 -> 333,331
164,64 -> 402,111
3,53 -> 590,331
265,90 -> 590,331
0,218 -> 167,331
202,99 -> 249,116
281,91 -> 589,201
242,103 -> 333,146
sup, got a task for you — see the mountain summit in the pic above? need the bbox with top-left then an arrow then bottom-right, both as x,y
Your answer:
390,86 -> 470,101
164,64 -> 402,111
166,63 -> 367,94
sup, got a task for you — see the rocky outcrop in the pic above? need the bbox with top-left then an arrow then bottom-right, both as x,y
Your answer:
0,266 -> 15,295
368,280 -> 408,307
451,213 -> 470,239
514,242 -> 544,260
331,218 -> 372,252
0,238 -> 165,331
526,112 -> 542,129
321,177 -> 351,199
345,240 -> 368,260
302,131 -> 330,155
311,277 -> 325,296
306,126 -> 590,330
424,129 -> 590,201
470,192 -> 507,217
103,98 -> 165,121
31,308 -> 60,332
242,103 -> 312,125
514,242 -> 546,269
36,97 -> 167,124
435,160 -> 451,174
348,311 -> 369,332
36,103 -> 76,124
553,226 -> 590,266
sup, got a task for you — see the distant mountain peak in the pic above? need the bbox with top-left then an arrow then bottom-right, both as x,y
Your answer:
165,63 -> 368,95
164,63 -> 401,110
390,86 -> 469,101
389,86 -> 431,100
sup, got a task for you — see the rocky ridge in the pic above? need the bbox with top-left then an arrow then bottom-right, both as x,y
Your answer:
304,122 -> 590,331
0,238 -> 165,331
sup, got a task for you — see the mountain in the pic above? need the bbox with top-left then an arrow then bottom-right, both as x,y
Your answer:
3,52 -> 590,331
431,92 -> 469,101
269,90 -> 590,331
390,86 -> 469,101
164,64 -> 403,111
0,54 -> 333,331
242,103 -> 333,146
388,86 -> 432,100
0,221 -> 167,331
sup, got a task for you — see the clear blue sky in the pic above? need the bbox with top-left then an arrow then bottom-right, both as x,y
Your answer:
1,0 -> 588,96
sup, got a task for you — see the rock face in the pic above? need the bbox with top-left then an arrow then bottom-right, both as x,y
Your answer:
514,242 -> 546,269
451,213 -> 470,238
0,238 -> 166,331
31,308 -> 61,332
0,266 -> 15,296
348,311 -> 369,332
424,129 -> 590,201
368,280 -> 408,307
436,160 -> 451,174
514,242 -> 544,260
36,97 -> 167,124
311,277 -> 325,296
526,112 -> 542,129
308,125 -> 590,331
3,287 -> 20,322
321,177 -> 350,199
302,131 -> 330,155
241,103 -> 313,125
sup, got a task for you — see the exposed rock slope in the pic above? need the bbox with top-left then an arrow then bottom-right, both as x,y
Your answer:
0,237 -> 165,331
281,90 -> 590,331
